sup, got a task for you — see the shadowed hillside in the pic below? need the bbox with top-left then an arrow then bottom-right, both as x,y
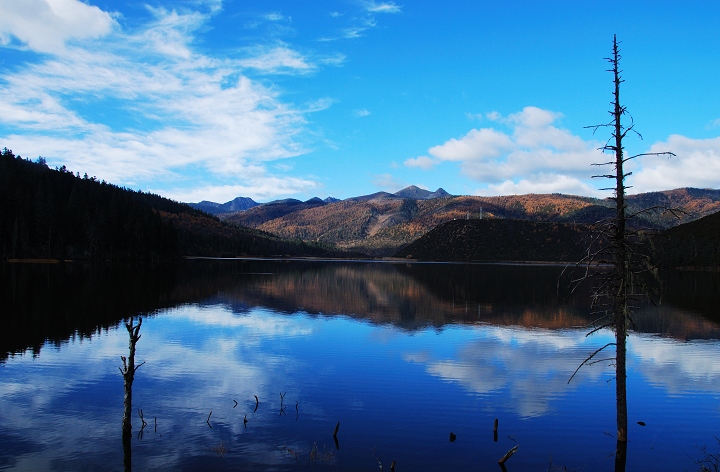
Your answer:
394,219 -> 592,262
652,210 -> 720,268
0,148 -> 358,260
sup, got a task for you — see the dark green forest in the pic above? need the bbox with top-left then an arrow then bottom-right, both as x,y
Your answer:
0,148 -> 354,260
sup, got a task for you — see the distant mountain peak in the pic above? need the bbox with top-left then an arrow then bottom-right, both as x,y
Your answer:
394,186 -> 451,200
189,196 -> 258,215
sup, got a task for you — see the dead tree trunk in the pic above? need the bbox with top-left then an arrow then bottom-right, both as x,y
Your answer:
119,317 -> 144,472
568,35 -> 674,469
609,35 -> 629,444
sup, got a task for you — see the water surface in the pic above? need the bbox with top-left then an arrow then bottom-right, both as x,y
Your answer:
1,260 -> 719,471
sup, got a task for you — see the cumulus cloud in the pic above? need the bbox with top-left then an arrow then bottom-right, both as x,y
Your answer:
407,106 -> 605,196
428,128 -> 514,162
412,106 -> 720,196
0,3 -> 327,202
629,135 -> 720,193
487,174 -> 600,196
0,0 -> 116,54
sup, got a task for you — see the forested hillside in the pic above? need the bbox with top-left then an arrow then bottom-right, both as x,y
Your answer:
0,148 -> 355,260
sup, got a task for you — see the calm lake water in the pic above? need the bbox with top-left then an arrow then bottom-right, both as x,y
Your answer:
1,259 -> 719,471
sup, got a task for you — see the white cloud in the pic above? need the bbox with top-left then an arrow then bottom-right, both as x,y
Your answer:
412,106 -> 605,196
0,4 -> 326,202
161,176 -> 321,203
485,174 -> 601,196
404,155 -> 437,170
0,0 -> 116,54
354,108 -> 370,117
429,127 -> 514,162
629,134 -> 720,193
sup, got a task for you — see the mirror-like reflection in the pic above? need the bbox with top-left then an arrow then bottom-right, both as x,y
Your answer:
1,260 -> 719,470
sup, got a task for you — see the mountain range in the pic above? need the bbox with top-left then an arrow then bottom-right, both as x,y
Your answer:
198,186 -> 720,257
5,147 -> 720,266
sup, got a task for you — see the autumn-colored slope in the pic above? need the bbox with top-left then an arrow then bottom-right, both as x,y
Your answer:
225,189 -> 720,257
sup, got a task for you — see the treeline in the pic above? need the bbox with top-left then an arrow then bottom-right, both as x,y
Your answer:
1,148 -> 179,259
0,148 -> 357,260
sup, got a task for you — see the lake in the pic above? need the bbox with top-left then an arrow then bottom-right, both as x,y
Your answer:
1,259 -> 719,471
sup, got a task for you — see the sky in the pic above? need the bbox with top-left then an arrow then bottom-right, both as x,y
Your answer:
1,0 -> 720,204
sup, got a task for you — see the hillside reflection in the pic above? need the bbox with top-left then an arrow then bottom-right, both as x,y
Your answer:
3,259 -> 720,361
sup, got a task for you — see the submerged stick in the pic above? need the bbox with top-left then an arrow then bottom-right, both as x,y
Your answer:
333,422 -> 340,450
498,445 -> 518,465
207,411 -> 212,428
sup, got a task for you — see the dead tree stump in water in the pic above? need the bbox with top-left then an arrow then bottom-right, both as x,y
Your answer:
119,317 -> 144,471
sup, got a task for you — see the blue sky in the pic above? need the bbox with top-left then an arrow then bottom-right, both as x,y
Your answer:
1,0 -> 719,203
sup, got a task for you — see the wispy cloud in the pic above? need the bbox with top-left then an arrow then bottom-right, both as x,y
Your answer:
404,155 -> 436,170
0,1 -> 327,202
708,118 -> 720,129
239,46 -> 314,74
354,109 -> 371,117
363,1 -> 402,14
322,1 -> 401,41
264,12 -> 284,21
372,173 -> 406,192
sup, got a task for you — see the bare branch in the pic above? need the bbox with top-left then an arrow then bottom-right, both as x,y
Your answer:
568,342 -> 617,384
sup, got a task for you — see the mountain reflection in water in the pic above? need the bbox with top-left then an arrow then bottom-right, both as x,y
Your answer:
1,259 -> 719,471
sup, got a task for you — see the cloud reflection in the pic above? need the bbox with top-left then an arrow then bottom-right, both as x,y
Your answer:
405,326 -> 720,418
1,302 -> 719,469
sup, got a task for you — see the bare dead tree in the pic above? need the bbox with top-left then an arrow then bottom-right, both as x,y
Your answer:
566,35 -> 675,470
119,317 -> 144,472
